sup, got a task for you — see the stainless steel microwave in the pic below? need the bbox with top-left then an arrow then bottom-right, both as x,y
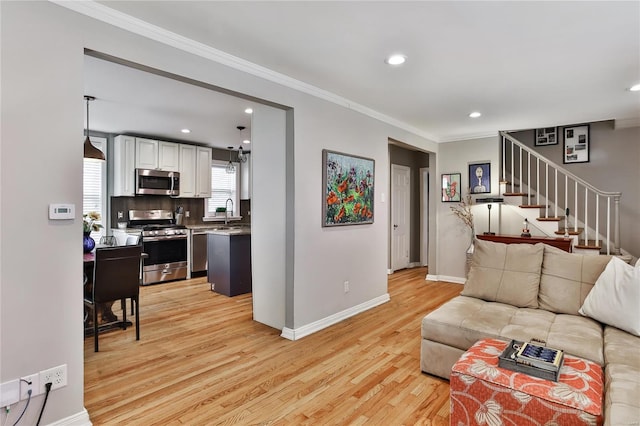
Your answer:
135,169 -> 180,196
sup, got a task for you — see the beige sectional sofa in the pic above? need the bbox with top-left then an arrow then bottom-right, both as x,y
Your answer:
420,239 -> 640,425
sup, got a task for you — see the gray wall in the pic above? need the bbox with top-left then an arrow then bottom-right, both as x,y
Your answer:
1,3 -> 440,424
511,121 -> 639,257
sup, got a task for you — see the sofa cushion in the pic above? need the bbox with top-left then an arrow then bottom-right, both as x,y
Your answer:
604,364 -> 640,426
603,326 -> 640,426
461,239 -> 544,308
538,245 -> 611,315
603,326 -> 640,369
579,257 -> 640,337
421,295 -> 604,365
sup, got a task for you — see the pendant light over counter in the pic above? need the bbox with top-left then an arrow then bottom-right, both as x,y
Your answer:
236,126 -> 248,163
225,146 -> 235,174
83,95 -> 105,161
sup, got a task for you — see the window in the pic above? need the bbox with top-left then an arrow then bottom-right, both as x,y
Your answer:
206,160 -> 240,216
83,137 -> 107,240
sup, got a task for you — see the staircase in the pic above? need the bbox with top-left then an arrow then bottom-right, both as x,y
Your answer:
499,131 -> 625,257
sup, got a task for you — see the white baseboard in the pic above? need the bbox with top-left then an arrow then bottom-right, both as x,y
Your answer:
49,408 -> 92,425
425,274 -> 465,284
281,293 -> 391,341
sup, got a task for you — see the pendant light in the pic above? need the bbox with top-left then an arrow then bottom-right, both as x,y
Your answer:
83,95 -> 105,161
236,126 -> 248,163
225,146 -> 235,174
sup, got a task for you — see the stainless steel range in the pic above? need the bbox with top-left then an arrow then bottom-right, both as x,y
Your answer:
128,210 -> 188,285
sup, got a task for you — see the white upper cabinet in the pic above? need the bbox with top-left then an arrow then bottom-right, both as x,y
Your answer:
135,137 -> 158,169
195,146 -> 212,197
178,144 -> 196,198
114,135 -> 205,197
135,138 -> 179,171
158,141 -> 180,172
112,135 -> 136,196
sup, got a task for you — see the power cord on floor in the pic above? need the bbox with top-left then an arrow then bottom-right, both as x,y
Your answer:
35,382 -> 52,426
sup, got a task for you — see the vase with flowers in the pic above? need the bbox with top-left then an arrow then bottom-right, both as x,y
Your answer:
83,211 -> 103,253
450,193 -> 475,276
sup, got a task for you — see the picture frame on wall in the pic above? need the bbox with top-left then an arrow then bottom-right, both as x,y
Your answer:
535,127 -> 558,146
441,172 -> 462,202
469,162 -> 491,194
563,124 -> 590,164
322,149 -> 375,227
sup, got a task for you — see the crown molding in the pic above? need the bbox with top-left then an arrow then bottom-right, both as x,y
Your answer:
50,0 -> 441,143
614,116 -> 640,129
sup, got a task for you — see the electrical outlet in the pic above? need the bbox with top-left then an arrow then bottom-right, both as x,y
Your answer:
39,364 -> 67,392
185,211 -> 190,218
117,211 -> 124,219
344,280 -> 350,293
19,374 -> 40,400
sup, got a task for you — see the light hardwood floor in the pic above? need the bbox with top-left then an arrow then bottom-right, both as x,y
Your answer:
84,268 -> 462,425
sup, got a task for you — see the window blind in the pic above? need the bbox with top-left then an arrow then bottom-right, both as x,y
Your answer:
207,161 -> 239,216
83,137 -> 106,240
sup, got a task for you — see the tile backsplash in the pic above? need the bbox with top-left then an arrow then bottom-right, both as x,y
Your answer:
110,196 -> 249,227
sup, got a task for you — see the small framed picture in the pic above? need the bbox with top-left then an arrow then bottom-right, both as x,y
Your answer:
441,173 -> 462,202
469,162 -> 491,194
563,125 -> 590,164
535,127 -> 558,146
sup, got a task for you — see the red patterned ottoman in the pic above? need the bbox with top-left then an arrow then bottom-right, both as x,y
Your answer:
450,338 -> 603,426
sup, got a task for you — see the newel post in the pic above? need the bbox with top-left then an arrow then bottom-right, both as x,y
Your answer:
614,194 -> 621,255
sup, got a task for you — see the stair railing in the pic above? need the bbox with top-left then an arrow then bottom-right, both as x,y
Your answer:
500,131 -> 622,255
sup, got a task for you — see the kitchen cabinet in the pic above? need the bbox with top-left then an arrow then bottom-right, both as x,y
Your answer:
112,135 -> 136,196
135,138 -> 180,171
240,152 -> 251,199
195,146 -> 212,197
135,137 -> 158,169
178,144 -> 196,198
207,231 -> 251,297
178,145 -> 211,198
158,141 -> 180,171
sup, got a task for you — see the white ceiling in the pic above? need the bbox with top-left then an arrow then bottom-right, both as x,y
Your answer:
84,1 -> 640,146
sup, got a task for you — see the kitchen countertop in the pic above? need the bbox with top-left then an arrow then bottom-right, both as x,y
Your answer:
204,228 -> 251,236
187,224 -> 250,231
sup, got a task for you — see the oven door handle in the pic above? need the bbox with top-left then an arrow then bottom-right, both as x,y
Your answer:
143,235 -> 188,242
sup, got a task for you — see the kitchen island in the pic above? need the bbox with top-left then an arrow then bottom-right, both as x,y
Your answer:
206,228 -> 251,297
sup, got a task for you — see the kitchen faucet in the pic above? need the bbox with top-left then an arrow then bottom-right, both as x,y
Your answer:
225,198 -> 233,225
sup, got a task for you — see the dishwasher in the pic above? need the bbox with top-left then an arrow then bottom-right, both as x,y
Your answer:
191,231 -> 209,273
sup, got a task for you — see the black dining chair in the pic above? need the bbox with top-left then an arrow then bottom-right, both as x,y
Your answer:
84,245 -> 143,352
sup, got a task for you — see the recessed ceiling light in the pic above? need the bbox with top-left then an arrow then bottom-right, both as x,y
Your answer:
630,84 -> 640,92
243,139 -> 251,144
245,108 -> 253,114
469,112 -> 482,118
181,128 -> 191,133
385,54 -> 407,66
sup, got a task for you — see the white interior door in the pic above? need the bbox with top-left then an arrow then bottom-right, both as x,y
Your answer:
391,164 -> 411,271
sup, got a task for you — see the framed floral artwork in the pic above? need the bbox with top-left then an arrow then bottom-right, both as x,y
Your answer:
322,149 -> 375,227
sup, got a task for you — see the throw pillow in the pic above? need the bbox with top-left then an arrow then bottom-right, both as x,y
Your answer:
538,245 -> 611,315
461,239 -> 544,308
579,257 -> 640,336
